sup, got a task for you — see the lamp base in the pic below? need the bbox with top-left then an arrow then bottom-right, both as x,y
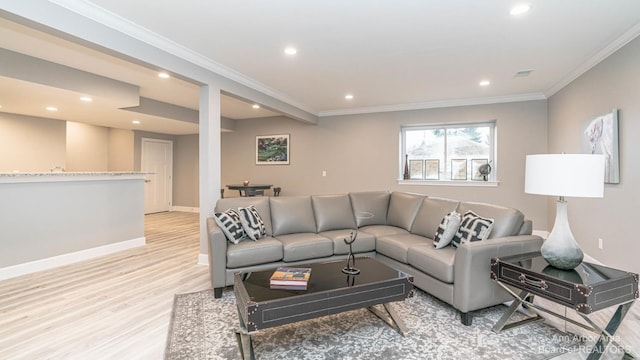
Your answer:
541,199 -> 584,270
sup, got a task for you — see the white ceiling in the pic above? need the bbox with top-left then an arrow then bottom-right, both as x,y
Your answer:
2,1 -> 640,134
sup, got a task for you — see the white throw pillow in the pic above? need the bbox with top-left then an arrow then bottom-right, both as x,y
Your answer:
238,205 -> 266,241
433,211 -> 462,249
214,209 -> 245,244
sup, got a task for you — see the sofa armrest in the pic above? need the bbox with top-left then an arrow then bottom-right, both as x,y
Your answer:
453,235 -> 543,312
207,217 -> 228,291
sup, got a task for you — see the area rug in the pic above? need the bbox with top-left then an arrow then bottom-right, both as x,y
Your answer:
164,289 -> 584,360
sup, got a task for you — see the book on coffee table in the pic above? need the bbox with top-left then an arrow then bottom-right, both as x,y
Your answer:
269,267 -> 311,287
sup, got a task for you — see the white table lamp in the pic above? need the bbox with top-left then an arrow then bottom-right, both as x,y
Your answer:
525,154 -> 604,269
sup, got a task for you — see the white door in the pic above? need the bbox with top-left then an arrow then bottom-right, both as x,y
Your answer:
142,138 -> 173,214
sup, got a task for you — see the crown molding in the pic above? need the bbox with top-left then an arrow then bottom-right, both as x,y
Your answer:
545,21 -> 640,97
317,93 -> 547,117
49,0 -> 317,115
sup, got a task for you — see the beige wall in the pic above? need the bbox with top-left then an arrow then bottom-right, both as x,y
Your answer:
548,36 -> 640,273
221,100 -> 549,228
0,113 -> 66,172
108,128 -> 135,171
66,121 -> 109,171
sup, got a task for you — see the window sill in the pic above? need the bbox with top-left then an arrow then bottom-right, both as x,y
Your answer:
397,179 -> 499,187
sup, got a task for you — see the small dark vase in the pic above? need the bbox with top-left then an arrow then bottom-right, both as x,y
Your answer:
403,154 -> 410,180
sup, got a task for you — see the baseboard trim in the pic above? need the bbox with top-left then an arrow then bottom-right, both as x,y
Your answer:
171,206 -> 200,213
0,237 -> 146,281
198,253 -> 208,266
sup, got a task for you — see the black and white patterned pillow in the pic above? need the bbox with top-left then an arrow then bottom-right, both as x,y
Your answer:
238,205 -> 266,241
433,211 -> 461,249
214,209 -> 245,244
452,211 -> 494,248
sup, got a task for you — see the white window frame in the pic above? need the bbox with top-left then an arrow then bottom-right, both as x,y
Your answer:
399,121 -> 498,187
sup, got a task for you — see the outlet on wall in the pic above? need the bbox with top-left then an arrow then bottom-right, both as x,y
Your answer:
598,238 -> 604,250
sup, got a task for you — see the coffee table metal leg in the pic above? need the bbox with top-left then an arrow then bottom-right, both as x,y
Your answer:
368,302 -> 409,336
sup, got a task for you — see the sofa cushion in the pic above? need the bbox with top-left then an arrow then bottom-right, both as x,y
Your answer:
215,197 -> 272,236
359,225 -> 409,239
411,197 -> 460,238
270,196 -> 317,236
376,234 -> 431,264
387,192 -> 425,231
214,209 -> 246,244
433,211 -> 462,249
226,237 -> 283,268
275,233 -> 334,262
349,191 -> 390,227
457,202 -> 525,238
320,229 -> 376,255
238,205 -> 267,241
312,194 -> 357,232
452,211 -> 494,247
407,243 -> 456,283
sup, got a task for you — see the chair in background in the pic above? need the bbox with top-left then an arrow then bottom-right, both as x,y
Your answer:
273,187 -> 281,197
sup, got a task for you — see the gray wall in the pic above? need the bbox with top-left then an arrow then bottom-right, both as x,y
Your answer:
221,100 -> 548,228
548,36 -> 640,273
174,134 -> 200,207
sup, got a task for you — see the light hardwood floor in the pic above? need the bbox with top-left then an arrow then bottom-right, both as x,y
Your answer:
0,211 -> 210,360
1,212 -> 638,359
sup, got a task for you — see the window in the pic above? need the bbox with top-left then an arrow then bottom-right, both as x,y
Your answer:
400,122 -> 495,182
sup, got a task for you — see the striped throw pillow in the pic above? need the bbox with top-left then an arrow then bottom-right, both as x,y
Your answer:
238,205 -> 266,241
214,209 -> 245,244
452,211 -> 494,248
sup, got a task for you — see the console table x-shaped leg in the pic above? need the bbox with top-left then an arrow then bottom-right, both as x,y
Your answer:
493,287 -> 635,360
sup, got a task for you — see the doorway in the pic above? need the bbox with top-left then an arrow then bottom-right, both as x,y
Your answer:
141,138 -> 173,214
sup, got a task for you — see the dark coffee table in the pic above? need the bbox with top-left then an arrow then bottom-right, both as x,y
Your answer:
234,257 -> 414,359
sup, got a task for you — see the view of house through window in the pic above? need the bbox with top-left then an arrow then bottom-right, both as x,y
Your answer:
401,122 -> 495,181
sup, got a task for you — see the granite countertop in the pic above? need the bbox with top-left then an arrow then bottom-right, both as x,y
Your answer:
0,171 -> 148,176
0,172 -> 150,183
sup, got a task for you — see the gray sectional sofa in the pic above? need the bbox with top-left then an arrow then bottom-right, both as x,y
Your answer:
206,191 -> 543,325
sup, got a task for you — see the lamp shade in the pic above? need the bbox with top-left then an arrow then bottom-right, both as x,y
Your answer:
525,154 -> 605,198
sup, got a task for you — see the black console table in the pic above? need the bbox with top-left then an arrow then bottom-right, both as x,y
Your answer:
491,251 -> 638,360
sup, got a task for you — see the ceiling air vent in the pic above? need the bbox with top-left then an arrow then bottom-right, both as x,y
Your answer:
514,69 -> 534,77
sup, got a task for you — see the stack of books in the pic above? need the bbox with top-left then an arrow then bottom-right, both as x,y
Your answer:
269,267 -> 311,290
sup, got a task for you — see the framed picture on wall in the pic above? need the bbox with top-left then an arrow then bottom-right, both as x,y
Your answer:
256,134 -> 290,165
425,159 -> 440,180
451,159 -> 467,180
409,160 -> 424,179
583,109 -> 619,184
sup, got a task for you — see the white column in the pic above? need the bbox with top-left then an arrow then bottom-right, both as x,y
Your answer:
198,85 -> 221,263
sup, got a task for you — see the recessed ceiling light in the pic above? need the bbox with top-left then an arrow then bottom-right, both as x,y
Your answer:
80,96 -> 93,102
284,47 -> 297,56
510,4 -> 531,16
252,104 -> 260,109
479,80 -> 491,87
132,120 -> 141,125
345,94 -> 354,100
46,106 -> 58,111
158,72 -> 170,79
